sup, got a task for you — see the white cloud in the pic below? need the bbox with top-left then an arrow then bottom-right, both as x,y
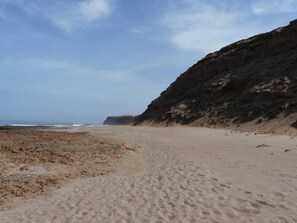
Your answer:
50,0 -> 112,32
129,27 -> 145,34
0,0 -> 112,32
79,0 -> 111,21
252,0 -> 297,14
22,59 -> 71,70
2,57 -> 167,85
162,3 -> 265,53
16,57 -> 141,82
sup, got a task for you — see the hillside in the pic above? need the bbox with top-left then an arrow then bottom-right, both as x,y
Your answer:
135,20 -> 297,134
103,115 -> 137,125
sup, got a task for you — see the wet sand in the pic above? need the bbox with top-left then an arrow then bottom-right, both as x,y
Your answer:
1,126 -> 297,222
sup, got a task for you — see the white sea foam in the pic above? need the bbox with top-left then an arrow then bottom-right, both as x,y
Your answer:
3,124 -> 36,127
0,121 -> 101,127
72,124 -> 83,127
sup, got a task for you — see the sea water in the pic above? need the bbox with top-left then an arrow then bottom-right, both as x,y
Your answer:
0,120 -> 101,127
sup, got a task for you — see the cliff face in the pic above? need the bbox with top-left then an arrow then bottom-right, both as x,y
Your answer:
103,116 -> 137,125
135,20 -> 297,133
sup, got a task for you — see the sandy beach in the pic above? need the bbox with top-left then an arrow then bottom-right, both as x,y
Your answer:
1,126 -> 297,222
0,128 -> 135,211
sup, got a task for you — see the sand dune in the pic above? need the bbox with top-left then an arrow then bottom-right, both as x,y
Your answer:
1,126 -> 297,222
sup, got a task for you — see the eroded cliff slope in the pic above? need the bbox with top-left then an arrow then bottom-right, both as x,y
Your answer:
136,20 -> 297,133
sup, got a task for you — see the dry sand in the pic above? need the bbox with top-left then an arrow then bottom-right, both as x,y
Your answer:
1,126 -> 297,223
0,129 -> 135,210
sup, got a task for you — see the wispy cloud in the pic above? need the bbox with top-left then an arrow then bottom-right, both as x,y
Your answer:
14,57 -> 145,82
0,0 -> 113,32
49,0 -> 112,32
252,0 -> 297,14
129,27 -> 145,34
162,2 -> 265,53
22,59 -> 71,70
79,0 -> 111,21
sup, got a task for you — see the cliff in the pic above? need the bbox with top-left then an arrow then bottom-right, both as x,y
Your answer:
135,20 -> 297,134
103,116 -> 137,125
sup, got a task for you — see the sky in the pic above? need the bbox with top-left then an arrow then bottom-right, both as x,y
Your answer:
0,0 -> 296,124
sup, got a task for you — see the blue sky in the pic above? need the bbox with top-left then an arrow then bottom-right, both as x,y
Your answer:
0,0 -> 296,124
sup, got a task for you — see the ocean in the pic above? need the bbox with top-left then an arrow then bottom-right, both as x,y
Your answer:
0,120 -> 101,127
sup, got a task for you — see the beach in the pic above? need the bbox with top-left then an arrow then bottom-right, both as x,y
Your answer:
0,128 -> 135,211
1,126 -> 297,222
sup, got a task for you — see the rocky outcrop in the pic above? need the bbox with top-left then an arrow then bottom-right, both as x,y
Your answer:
103,116 -> 137,125
135,20 -> 297,133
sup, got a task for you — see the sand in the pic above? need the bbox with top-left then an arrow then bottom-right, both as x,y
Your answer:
0,129 -> 135,210
1,126 -> 297,222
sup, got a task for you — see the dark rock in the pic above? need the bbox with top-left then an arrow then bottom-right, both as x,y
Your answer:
103,115 -> 138,125
291,121 -> 297,128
